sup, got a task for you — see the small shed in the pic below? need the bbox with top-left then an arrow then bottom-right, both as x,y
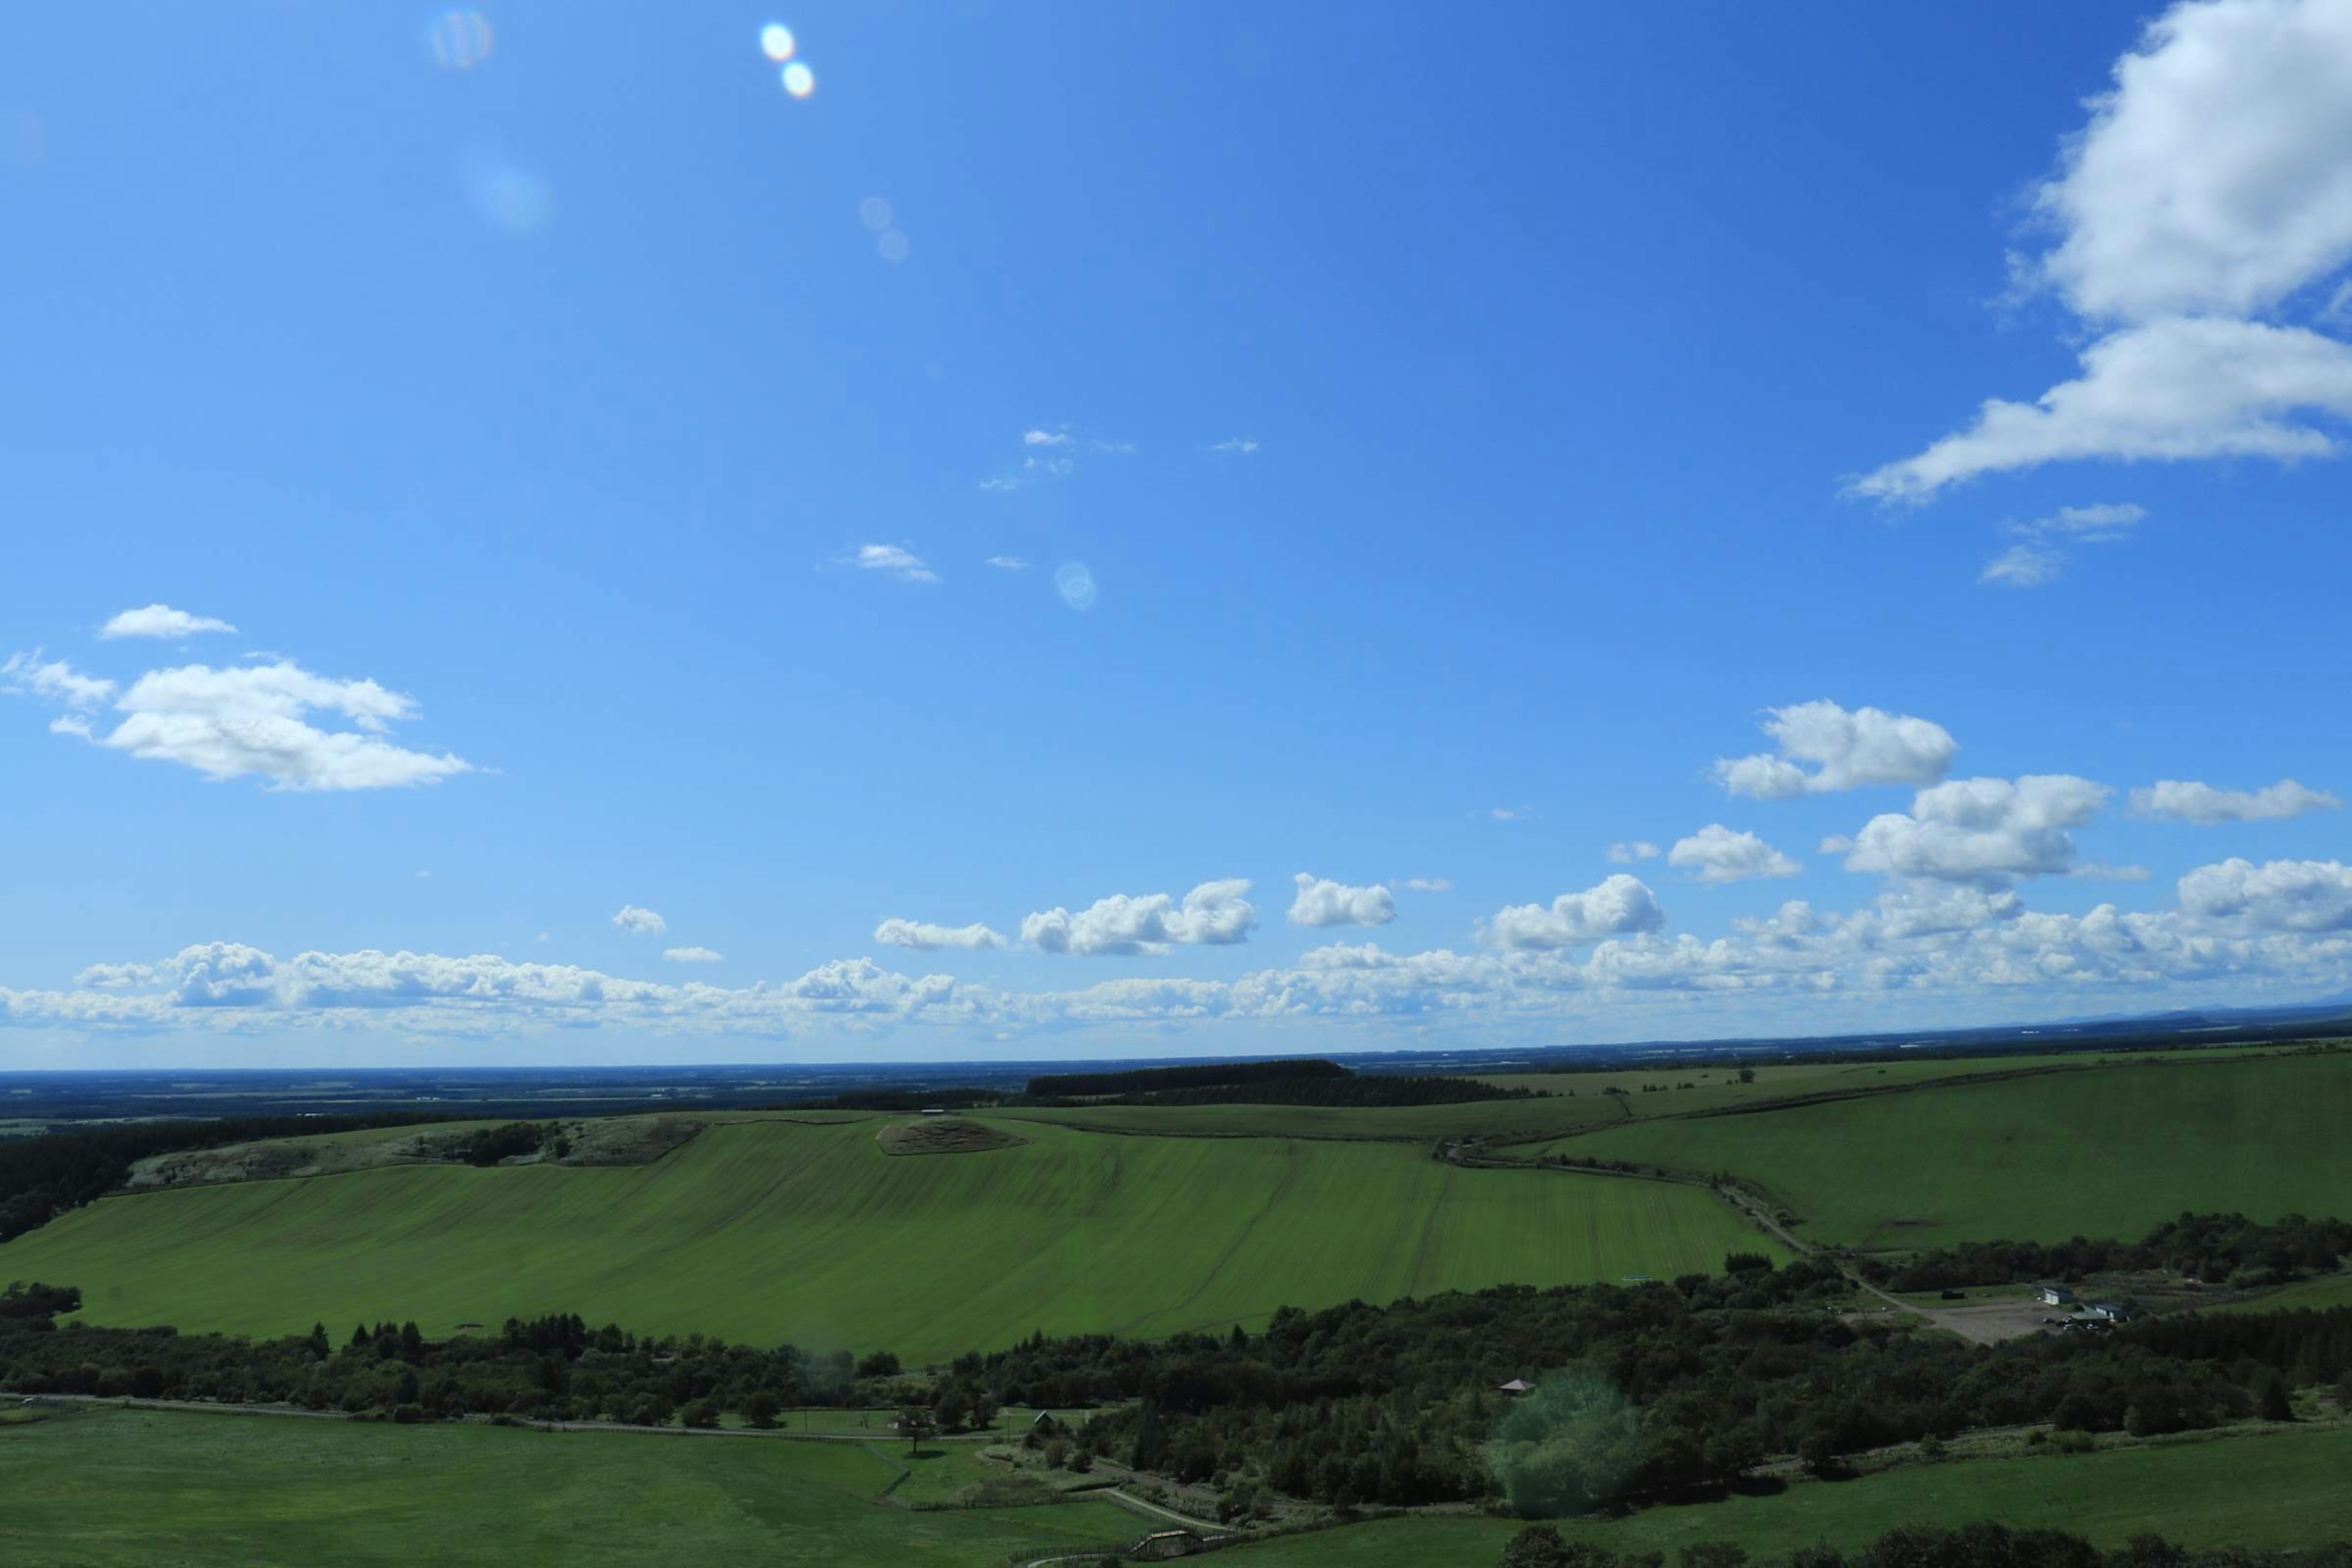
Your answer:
2038,1285 -> 2076,1306
1497,1379 -> 1534,1397
1133,1529 -> 1205,1560
2087,1301 -> 2130,1322
1031,1411 -> 1061,1433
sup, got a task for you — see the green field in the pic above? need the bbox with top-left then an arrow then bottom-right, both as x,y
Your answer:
999,1096 -> 1627,1142
1,1116 -> 1779,1363
1221,1425 -> 2352,1566
0,1408 -> 1141,1568
1548,1051 -> 2352,1249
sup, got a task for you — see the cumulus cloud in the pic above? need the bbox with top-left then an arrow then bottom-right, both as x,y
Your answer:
2129,777 -> 2344,823
1022,429 -> 1072,448
611,905 -> 668,935
1858,2 -> 2352,499
2178,856 -> 2352,931
1838,775 -> 2110,885
1668,825 -> 1804,884
1485,875 -> 1665,951
873,918 -> 1007,952
1022,879 -> 1256,956
3,651 -> 115,710
1715,700 -> 1958,799
848,544 -> 938,583
1607,841 -> 1660,864
9,652 -> 469,791
663,946 -> 725,964
101,604 -> 238,639
1286,874 -> 1397,929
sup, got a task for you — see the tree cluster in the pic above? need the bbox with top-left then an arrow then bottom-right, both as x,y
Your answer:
1494,1523 -> 2352,1568
1876,1213 -> 2352,1293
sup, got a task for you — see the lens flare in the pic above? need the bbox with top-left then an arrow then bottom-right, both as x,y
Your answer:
759,23 -> 795,62
877,229 -> 910,263
426,9 -> 496,71
858,196 -> 892,232
781,61 -> 816,97
1055,562 -> 1098,611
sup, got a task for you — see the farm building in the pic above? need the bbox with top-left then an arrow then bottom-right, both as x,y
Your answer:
1031,1411 -> 1061,1433
1497,1379 -> 1534,1397
2038,1285 -> 2076,1306
2087,1301 -> 2130,1322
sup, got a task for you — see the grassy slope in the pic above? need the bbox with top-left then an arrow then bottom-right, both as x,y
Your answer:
0,1408 -> 1139,1568
999,1097 -> 1627,1142
1,1117 -> 1777,1362
1553,1052 -> 2352,1249
1224,1425 -> 2352,1566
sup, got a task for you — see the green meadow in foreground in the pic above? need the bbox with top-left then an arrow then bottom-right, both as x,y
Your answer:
1,1117 -> 1779,1362
0,1408 -> 1139,1568
7,1409 -> 2347,1568
1553,1050 -> 2352,1250
1220,1423 -> 2352,1567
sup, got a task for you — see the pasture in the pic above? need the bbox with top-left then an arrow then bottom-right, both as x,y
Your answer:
0,1407 -> 1139,1568
998,1095 -> 1626,1142
1219,1423 -> 2352,1566
0,1116 -> 1779,1363
1550,1050 -> 2352,1250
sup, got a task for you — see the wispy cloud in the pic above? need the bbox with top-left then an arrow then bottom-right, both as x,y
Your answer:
1606,841 -> 1660,864
846,544 -> 939,584
986,556 -> 1031,571
1981,503 -> 2146,588
1022,428 -> 1072,448
101,604 -> 238,640
663,946 -> 725,964
1208,437 -> 1261,454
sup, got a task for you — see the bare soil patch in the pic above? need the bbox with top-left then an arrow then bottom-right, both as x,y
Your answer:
875,1117 -> 1028,1157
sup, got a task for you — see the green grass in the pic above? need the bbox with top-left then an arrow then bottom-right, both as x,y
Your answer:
2219,1271 -> 2352,1313
1552,1051 -> 2352,1250
0,1408 -> 1140,1567
0,1117 -> 1779,1363
1221,1425 -> 2352,1566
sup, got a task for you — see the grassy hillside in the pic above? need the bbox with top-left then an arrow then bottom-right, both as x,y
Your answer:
1553,1051 -> 2352,1250
0,1117 -> 1776,1362
0,1408 -> 1139,1568
999,1096 -> 1626,1142
1222,1425 -> 2352,1566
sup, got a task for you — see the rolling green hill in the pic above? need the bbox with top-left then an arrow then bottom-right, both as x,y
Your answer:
1551,1050 -> 2352,1250
0,1116 -> 1776,1362
0,1408 -> 1139,1568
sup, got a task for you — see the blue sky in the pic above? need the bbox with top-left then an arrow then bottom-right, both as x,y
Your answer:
4,1 -> 2350,1066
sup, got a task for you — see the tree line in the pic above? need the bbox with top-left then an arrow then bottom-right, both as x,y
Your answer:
1871,1212 -> 2351,1293
1493,1523 -> 2352,1568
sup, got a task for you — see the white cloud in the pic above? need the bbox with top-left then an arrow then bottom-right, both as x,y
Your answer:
2070,862 -> 2156,883
1404,877 -> 1453,892
2030,502 -> 2148,540
2028,0 -> 2352,323
849,544 -> 938,584
1489,806 -> 1531,822
1858,318 -> 2352,499
1840,774 -> 2110,885
1668,825 -> 1804,885
1485,875 -> 1665,950
873,919 -> 1007,952
986,556 -> 1031,571
1859,2 -> 2352,499
1286,874 -> 1398,929
2130,777 -> 2344,823
2178,856 -> 2352,931
100,604 -> 238,639
611,905 -> 668,935
10,653 -> 469,791
1022,429 -> 1072,448
3,651 -> 115,710
1054,562 -> 1098,611
1715,700 -> 1958,798
663,946 -> 725,964
1090,439 -> 1139,455
1022,879 -> 1256,956
1208,437 -> 1261,453
1981,545 -> 2064,587
1607,841 -> 1660,864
